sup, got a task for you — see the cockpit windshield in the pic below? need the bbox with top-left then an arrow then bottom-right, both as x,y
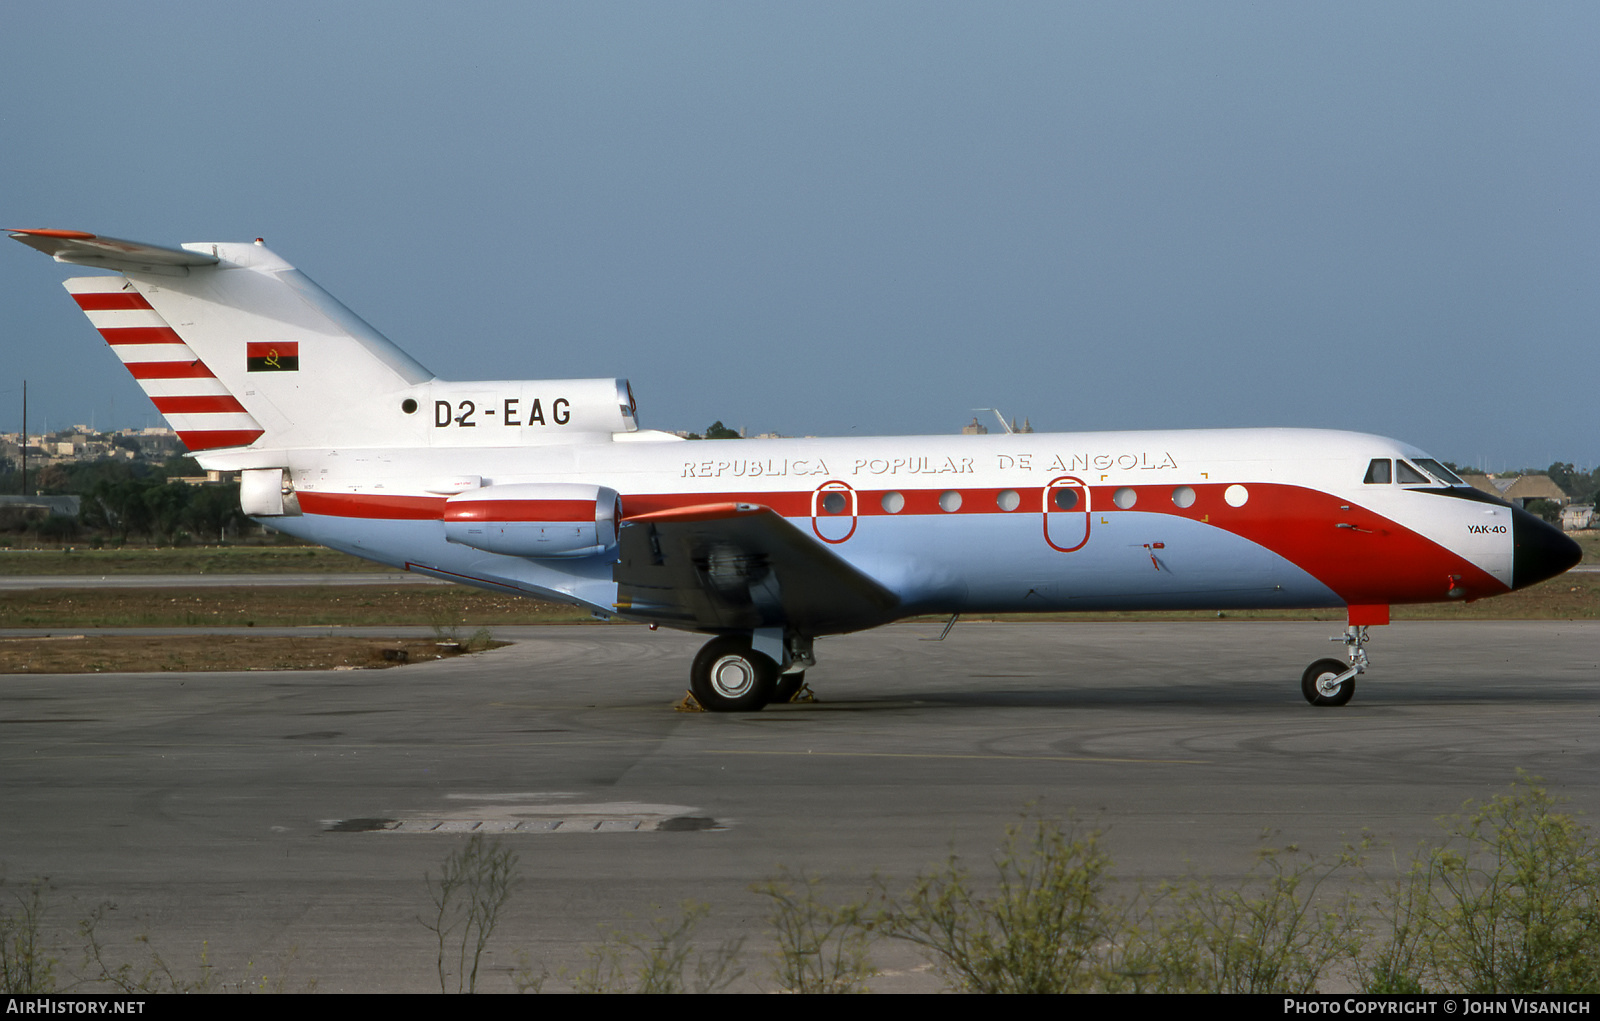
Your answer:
1366,457 -> 1467,487
1412,458 -> 1465,485
1395,460 -> 1430,485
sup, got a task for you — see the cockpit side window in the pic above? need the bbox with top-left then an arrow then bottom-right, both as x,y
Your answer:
1413,458 -> 1464,486
1364,459 -> 1392,484
1396,460 -> 1430,485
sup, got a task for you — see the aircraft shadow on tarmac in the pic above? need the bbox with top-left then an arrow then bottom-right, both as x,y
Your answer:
738,678 -> 1596,712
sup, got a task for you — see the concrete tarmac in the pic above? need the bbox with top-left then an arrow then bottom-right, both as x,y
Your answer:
2,620 -> 1596,992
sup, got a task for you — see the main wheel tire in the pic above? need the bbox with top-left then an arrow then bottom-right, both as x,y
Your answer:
1302,658 -> 1355,707
772,671 -> 806,705
691,636 -> 778,712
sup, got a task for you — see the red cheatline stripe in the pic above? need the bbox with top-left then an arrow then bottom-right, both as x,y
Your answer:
150,395 -> 248,414
74,292 -> 153,311
297,492 -> 445,520
127,360 -> 215,379
443,499 -> 597,523
98,326 -> 186,345
176,429 -> 264,451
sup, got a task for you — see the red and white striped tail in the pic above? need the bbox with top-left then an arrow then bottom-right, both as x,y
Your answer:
67,276 -> 264,452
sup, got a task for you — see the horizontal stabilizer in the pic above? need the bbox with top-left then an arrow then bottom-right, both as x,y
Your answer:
8,228 -> 218,272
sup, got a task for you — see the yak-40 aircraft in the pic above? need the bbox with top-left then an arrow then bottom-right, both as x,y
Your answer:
13,229 -> 1583,710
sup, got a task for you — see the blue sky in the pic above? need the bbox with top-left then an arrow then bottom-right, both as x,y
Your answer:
3,2 -> 1595,471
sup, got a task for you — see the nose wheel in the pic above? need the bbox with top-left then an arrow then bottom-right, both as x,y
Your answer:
1301,624 -> 1369,707
1302,658 -> 1356,706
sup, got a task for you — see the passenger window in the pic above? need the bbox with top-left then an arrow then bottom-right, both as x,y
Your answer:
1396,460 -> 1429,485
1364,459 -> 1392,484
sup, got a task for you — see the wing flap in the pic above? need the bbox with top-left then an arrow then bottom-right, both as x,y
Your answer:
613,503 -> 898,634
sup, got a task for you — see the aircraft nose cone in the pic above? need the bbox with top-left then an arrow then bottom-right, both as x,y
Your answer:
1511,505 -> 1583,590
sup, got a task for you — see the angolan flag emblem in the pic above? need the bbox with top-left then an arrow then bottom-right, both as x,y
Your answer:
247,342 -> 299,372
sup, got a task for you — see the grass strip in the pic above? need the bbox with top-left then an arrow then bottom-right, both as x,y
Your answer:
0,635 -> 507,674
0,585 -> 597,628
0,544 -> 395,575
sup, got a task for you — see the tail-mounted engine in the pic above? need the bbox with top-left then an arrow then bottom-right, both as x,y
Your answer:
443,483 -> 622,558
422,378 -> 638,444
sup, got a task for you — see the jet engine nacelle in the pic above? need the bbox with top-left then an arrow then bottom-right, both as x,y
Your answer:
423,378 -> 639,444
443,483 -> 621,558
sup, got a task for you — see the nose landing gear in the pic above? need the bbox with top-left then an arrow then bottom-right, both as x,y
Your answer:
1301,624 -> 1370,707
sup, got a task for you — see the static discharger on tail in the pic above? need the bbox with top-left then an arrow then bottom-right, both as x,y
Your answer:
10,228 -> 1584,711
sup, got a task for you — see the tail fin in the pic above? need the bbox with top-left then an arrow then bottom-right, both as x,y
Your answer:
16,229 -> 643,463
13,229 -> 434,457
66,275 -> 266,451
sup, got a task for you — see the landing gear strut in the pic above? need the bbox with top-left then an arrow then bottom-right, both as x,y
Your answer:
773,671 -> 807,705
1301,624 -> 1369,707
772,632 -> 814,705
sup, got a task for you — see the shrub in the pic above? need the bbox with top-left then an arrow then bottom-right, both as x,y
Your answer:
1365,776 -> 1600,993
1,877 -> 57,994
875,817 -> 1120,993
756,868 -> 876,993
422,835 -> 519,993
1116,838 -> 1363,993
570,901 -> 743,994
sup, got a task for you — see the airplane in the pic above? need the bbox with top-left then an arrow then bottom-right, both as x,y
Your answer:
10,228 -> 1584,711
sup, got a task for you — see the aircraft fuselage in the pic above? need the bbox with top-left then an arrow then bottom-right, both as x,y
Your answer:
231,427 -> 1556,628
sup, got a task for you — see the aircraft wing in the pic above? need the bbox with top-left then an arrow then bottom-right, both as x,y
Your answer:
613,503 -> 899,634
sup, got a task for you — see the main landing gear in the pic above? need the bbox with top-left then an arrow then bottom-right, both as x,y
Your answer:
1301,624 -> 1370,707
689,631 -> 814,712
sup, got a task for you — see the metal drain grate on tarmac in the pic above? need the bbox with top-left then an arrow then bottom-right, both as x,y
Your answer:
326,813 -> 718,834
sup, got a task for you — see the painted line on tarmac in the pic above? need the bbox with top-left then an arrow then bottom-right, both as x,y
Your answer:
708,748 -> 1209,765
